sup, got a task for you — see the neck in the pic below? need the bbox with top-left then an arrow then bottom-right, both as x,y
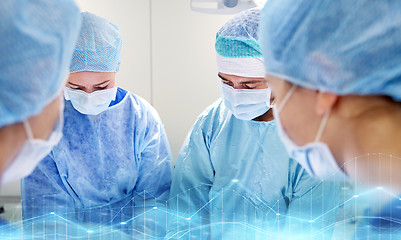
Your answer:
330,95 -> 401,192
0,122 -> 26,176
253,108 -> 274,122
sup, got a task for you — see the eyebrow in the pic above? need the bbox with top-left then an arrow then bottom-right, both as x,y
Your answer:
68,80 -> 111,88
68,82 -> 83,88
94,80 -> 111,87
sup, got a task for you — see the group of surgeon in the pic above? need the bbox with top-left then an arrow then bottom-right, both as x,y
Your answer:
0,0 -> 401,239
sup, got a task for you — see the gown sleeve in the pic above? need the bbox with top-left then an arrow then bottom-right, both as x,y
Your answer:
166,117 -> 215,239
130,102 -> 174,238
285,159 -> 343,238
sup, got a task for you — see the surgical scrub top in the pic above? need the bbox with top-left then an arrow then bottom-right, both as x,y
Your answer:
21,88 -> 172,226
352,196 -> 401,239
167,99 -> 342,239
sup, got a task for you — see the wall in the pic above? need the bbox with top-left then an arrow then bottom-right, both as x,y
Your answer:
0,0 -> 233,196
151,0 -> 232,160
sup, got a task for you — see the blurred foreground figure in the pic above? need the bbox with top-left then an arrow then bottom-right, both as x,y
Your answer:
260,0 -> 401,238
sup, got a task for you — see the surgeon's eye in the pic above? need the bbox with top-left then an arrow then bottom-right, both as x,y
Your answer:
244,81 -> 266,89
67,83 -> 82,90
243,83 -> 258,89
69,86 -> 83,91
222,80 -> 234,87
96,85 -> 108,90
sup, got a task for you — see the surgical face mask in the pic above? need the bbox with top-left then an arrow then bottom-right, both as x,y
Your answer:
190,0 -> 258,14
1,100 -> 64,185
220,81 -> 271,121
64,87 -> 117,115
273,85 -> 348,181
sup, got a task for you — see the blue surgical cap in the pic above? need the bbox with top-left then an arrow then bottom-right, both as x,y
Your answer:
216,8 -> 262,58
70,12 -> 122,73
216,8 -> 265,78
0,0 -> 81,128
260,0 -> 401,101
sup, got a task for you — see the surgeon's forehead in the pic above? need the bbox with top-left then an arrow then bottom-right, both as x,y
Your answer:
67,71 -> 115,86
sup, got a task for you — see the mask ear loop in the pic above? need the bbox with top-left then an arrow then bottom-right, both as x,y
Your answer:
314,107 -> 331,142
22,94 -> 64,143
277,85 -> 297,113
22,120 -> 34,141
266,88 -> 273,107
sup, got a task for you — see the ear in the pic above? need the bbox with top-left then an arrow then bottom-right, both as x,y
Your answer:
315,91 -> 338,116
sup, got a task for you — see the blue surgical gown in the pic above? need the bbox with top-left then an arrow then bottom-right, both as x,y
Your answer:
0,218 -> 22,239
351,195 -> 401,239
167,99 -> 342,239
21,88 -> 172,231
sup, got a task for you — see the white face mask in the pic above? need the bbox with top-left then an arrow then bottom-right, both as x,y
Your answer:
220,82 -> 272,121
1,100 -> 64,185
64,87 -> 117,115
273,85 -> 349,181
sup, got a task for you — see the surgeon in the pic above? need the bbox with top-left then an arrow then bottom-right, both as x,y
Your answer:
21,12 -> 172,233
168,8 -> 341,239
259,0 -> 401,237
0,1 -> 80,185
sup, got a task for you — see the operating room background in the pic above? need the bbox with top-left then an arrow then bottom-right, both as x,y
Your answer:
0,0 -> 233,196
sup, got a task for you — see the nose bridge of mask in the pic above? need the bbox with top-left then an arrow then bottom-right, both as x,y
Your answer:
220,82 -> 271,106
